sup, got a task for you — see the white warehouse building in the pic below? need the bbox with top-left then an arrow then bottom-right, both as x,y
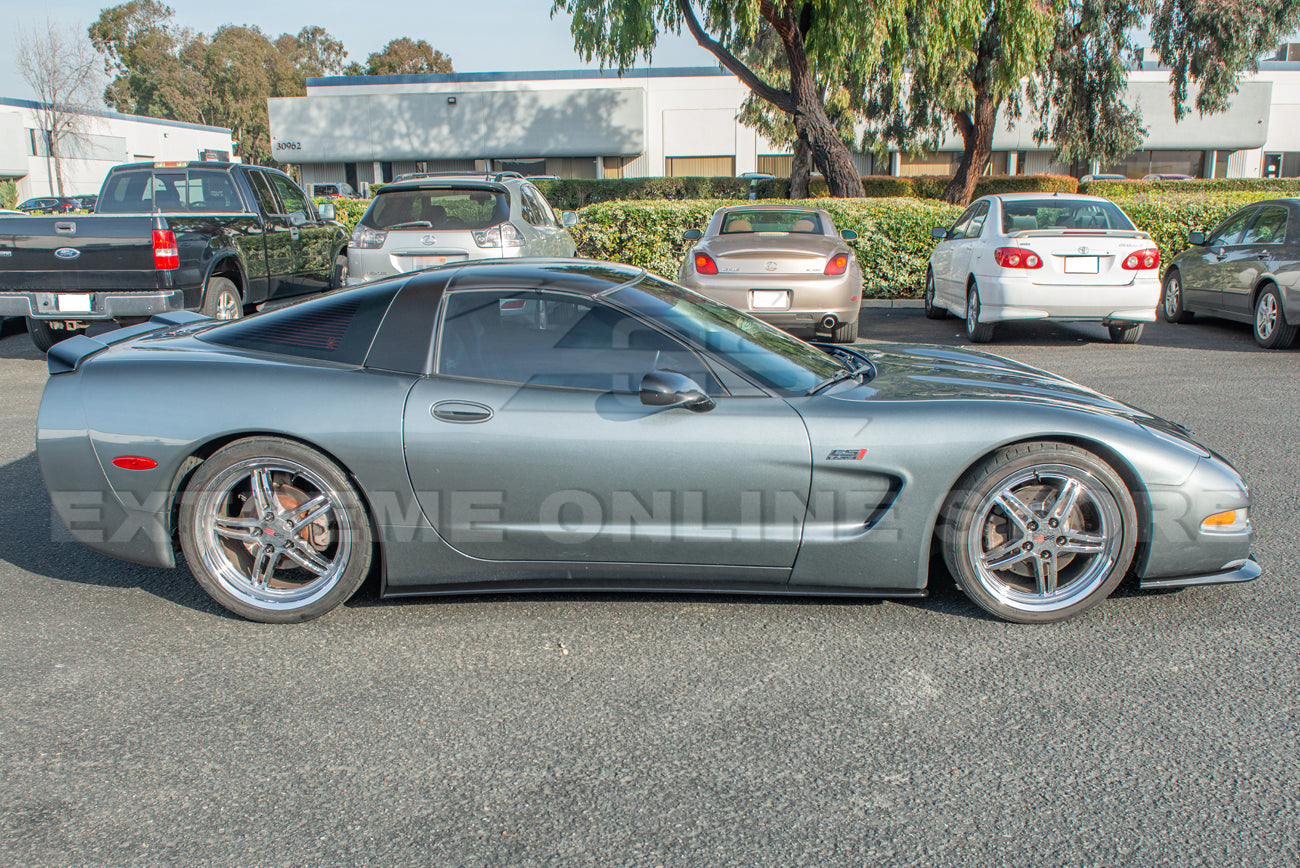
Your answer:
0,97 -> 235,201
268,57 -> 1300,191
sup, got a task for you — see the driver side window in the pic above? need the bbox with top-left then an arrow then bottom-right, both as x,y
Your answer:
437,290 -> 724,395
949,204 -> 978,240
1209,208 -> 1257,247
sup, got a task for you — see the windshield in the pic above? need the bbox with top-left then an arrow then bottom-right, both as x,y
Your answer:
1000,199 -> 1135,233
607,275 -> 844,394
362,188 -> 509,231
721,209 -> 824,234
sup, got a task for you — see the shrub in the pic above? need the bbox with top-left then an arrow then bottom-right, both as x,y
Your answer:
0,179 -> 15,209
912,174 -> 1078,200
572,197 -> 962,299
315,197 -> 369,233
1080,177 -> 1300,198
531,177 -> 758,210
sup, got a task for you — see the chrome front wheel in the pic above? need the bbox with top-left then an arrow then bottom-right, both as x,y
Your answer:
180,438 -> 372,622
1254,285 -> 1296,349
942,443 -> 1137,623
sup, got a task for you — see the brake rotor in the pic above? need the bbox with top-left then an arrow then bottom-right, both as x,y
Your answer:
238,479 -> 333,558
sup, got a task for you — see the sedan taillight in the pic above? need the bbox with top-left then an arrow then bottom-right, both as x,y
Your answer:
824,254 -> 849,276
1122,248 -> 1160,270
694,252 -> 719,275
993,247 -> 1041,269
152,229 -> 179,270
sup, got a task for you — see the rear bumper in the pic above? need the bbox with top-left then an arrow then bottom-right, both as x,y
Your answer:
0,290 -> 187,320
975,274 -> 1161,323
678,272 -> 861,324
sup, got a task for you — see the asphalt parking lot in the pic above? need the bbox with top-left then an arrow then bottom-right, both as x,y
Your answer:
1,309 -> 1298,867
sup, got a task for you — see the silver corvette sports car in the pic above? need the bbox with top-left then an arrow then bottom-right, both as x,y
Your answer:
38,260 -> 1256,624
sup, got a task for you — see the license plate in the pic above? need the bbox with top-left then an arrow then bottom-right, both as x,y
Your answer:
751,289 -> 791,310
57,294 -> 92,313
408,255 -> 461,268
1064,256 -> 1099,274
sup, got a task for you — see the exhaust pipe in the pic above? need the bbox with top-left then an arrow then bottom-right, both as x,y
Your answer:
820,315 -> 839,331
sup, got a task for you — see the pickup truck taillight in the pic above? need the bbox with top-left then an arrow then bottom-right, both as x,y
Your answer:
152,229 -> 179,270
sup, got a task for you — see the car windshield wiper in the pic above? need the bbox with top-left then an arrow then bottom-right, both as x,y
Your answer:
805,366 -> 861,395
384,221 -> 434,230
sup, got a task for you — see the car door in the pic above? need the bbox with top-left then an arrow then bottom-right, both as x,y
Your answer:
1184,207 -> 1257,312
932,205 -> 977,303
246,170 -> 295,299
267,171 -> 334,296
517,186 -> 553,256
402,287 -> 813,571
948,200 -> 989,306
1226,204 -> 1289,317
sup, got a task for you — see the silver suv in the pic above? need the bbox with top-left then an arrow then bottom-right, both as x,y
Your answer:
344,172 -> 578,284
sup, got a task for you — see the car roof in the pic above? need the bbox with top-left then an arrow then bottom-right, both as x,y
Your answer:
439,258 -> 646,296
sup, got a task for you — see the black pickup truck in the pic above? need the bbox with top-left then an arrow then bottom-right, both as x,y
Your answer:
0,161 -> 348,351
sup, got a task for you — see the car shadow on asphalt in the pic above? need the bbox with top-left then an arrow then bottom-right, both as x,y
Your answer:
0,450 -> 236,619
857,308 -> 1273,352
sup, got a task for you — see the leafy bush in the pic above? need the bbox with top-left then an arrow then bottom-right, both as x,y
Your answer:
315,197 -> 368,233
911,174 -> 1078,200
572,197 -> 962,298
532,177 -> 758,210
1081,177 -> 1300,198
0,179 -> 15,209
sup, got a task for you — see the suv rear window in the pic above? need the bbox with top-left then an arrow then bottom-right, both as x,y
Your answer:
99,169 -> 245,213
361,188 -> 509,231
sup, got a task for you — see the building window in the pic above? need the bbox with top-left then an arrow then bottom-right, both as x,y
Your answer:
896,152 -> 961,178
1102,150 -> 1206,179
757,155 -> 793,177
496,158 -> 547,177
666,156 -> 736,177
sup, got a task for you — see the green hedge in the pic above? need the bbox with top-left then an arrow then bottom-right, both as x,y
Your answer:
571,198 -> 962,299
1080,177 -> 1300,198
531,177 -> 758,210
314,197 -> 368,233
911,174 -> 1079,200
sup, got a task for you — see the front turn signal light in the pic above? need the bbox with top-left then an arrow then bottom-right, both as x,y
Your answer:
1201,509 -> 1249,533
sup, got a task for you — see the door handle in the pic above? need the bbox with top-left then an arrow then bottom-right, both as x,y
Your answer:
432,401 -> 493,423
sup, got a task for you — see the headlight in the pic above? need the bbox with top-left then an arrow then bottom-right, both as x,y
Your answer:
350,225 -> 387,249
472,223 -> 525,248
1140,424 -> 1211,458
1201,509 -> 1250,533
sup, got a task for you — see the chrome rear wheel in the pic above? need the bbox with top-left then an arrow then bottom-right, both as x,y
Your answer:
180,438 -> 372,622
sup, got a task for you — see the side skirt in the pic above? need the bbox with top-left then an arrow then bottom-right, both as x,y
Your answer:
383,578 -> 927,599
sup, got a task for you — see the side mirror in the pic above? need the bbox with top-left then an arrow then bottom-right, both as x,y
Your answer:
639,370 -> 715,413
840,229 -> 858,241
1187,231 -> 1207,246
317,202 -> 336,222
931,226 -> 949,240
682,228 -> 702,241
561,210 -> 578,227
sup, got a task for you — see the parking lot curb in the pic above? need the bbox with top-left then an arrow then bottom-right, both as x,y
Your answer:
861,299 -> 924,308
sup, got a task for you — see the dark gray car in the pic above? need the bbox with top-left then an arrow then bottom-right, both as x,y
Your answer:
38,260 -> 1256,625
1161,198 -> 1300,348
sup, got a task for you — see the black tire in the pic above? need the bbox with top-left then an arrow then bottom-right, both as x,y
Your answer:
1108,323 -> 1144,344
1161,269 -> 1193,323
178,437 -> 373,623
330,252 -> 349,290
940,441 -> 1138,624
200,276 -> 243,321
965,284 -> 995,343
829,318 -> 858,343
923,270 -> 947,319
26,317 -> 84,353
1253,284 -> 1296,349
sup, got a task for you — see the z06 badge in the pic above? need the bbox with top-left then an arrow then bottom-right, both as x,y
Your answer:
827,449 -> 868,460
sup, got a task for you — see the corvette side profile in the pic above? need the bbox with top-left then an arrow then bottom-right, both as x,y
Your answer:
38,260 -> 1256,624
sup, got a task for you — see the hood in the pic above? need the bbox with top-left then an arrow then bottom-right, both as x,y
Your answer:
839,342 -> 1187,431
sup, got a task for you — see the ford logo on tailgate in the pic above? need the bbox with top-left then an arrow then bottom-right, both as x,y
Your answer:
54,248 -> 80,260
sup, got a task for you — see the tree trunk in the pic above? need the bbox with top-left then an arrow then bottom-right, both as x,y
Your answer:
790,134 -> 812,198
942,55 -> 1000,203
51,139 -> 65,197
779,14 -> 863,198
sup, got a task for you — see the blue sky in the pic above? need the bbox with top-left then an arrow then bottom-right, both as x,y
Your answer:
0,0 -> 720,101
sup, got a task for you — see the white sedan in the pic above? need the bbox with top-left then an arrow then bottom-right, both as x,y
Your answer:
924,193 -> 1161,343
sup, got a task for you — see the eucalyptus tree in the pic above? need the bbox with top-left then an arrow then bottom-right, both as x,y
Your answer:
551,0 -> 897,197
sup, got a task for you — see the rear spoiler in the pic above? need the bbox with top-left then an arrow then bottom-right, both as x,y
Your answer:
46,310 -> 210,375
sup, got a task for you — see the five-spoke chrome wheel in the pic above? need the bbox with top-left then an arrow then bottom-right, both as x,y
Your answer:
942,442 -> 1137,623
1253,285 -> 1296,349
179,438 -> 372,622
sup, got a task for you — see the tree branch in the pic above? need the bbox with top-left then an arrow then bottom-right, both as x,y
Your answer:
675,0 -> 796,113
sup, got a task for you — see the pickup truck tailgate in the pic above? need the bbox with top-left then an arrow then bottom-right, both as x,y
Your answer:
0,215 -> 163,292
